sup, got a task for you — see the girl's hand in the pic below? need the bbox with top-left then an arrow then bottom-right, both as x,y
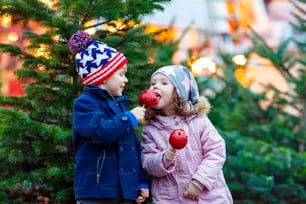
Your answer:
183,183 -> 201,201
165,147 -> 176,162
136,188 -> 149,203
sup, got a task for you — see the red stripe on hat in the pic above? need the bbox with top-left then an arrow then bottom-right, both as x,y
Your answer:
82,52 -> 126,85
91,57 -> 127,86
89,53 -> 127,85
92,58 -> 127,85
91,54 -> 125,83
82,52 -> 127,85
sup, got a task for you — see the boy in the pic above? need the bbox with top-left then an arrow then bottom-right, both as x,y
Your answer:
68,30 -> 149,204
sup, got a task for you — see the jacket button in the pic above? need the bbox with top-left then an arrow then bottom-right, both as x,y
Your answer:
122,116 -> 128,121
132,168 -> 136,173
120,146 -> 123,152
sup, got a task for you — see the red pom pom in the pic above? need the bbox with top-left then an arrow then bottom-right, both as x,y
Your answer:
68,30 -> 92,55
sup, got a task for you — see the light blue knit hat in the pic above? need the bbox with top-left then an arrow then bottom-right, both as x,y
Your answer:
151,65 -> 199,104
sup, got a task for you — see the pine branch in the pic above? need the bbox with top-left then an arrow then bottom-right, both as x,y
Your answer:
248,26 -> 293,78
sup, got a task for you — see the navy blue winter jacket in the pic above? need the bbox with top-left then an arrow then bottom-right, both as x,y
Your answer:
72,85 -> 148,200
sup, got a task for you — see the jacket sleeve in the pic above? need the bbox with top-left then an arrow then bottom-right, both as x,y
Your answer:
141,127 -> 175,177
192,116 -> 226,191
73,95 -> 135,145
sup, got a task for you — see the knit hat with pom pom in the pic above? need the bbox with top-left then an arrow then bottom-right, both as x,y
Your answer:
68,30 -> 128,86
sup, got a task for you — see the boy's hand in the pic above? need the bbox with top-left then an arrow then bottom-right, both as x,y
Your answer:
131,106 -> 146,123
136,188 -> 149,203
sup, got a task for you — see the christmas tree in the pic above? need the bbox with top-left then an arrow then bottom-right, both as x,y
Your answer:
0,0 -> 171,202
200,0 -> 305,202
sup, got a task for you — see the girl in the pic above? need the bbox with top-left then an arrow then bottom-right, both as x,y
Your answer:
141,65 -> 233,204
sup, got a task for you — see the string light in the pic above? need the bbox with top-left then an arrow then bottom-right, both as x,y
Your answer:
103,19 -> 127,33
36,44 -> 51,59
8,32 -> 19,42
232,54 -> 256,87
189,56 -> 217,76
0,14 -> 12,28
38,0 -> 57,9
232,54 -> 247,66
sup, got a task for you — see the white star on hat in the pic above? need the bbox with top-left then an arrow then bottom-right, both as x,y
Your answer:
78,66 -> 89,77
80,53 -> 94,67
95,43 -> 109,53
92,52 -> 109,66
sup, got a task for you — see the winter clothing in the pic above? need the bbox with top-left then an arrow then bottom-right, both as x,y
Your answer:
68,30 -> 128,86
72,85 -> 148,200
141,97 -> 233,204
68,30 -> 92,55
151,65 -> 199,104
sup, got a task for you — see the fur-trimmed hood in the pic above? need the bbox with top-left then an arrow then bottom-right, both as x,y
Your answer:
193,96 -> 211,116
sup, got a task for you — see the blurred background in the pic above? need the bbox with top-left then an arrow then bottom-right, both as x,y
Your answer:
0,0 -> 305,203
0,0 -> 303,97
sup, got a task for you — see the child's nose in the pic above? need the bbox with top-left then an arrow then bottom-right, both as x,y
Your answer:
150,85 -> 157,90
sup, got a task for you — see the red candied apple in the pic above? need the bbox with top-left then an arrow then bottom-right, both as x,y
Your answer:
169,129 -> 188,149
138,89 -> 158,108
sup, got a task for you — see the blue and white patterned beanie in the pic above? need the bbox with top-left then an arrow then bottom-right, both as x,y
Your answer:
151,65 -> 199,104
68,30 -> 128,86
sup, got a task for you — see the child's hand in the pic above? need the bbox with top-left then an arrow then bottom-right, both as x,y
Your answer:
165,147 -> 176,162
136,188 -> 149,203
131,106 -> 146,123
183,183 -> 201,201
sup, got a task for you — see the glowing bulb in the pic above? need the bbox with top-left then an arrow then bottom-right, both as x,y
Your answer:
108,26 -> 117,33
1,14 -> 12,27
232,54 -> 247,66
36,44 -> 50,59
190,57 -> 217,76
8,32 -> 19,42
191,64 -> 202,75
191,57 -> 211,68
38,0 -> 55,8
86,28 -> 96,35
208,62 -> 217,74
84,20 -> 96,35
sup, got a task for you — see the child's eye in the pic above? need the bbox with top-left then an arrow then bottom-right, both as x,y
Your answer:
151,82 -> 156,86
162,82 -> 168,85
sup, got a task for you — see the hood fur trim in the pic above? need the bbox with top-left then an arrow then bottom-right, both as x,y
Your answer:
194,96 -> 211,116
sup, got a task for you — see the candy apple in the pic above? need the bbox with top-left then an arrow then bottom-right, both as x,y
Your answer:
138,89 -> 158,108
169,129 -> 188,149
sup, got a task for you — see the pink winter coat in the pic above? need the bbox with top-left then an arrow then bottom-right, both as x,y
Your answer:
141,98 -> 233,204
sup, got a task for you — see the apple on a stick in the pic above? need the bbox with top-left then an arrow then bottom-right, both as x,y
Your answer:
169,129 -> 188,149
138,89 -> 158,108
